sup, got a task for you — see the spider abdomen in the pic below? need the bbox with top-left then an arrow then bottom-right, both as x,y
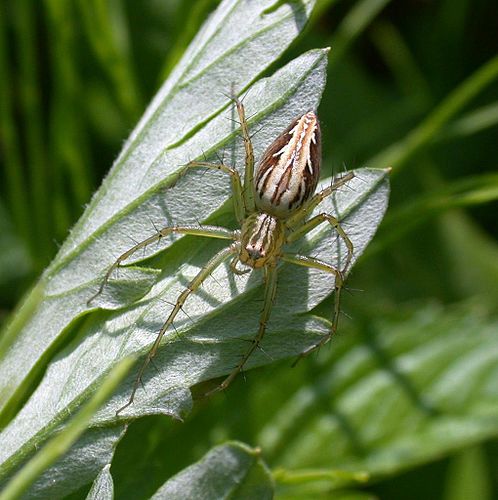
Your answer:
254,112 -> 321,218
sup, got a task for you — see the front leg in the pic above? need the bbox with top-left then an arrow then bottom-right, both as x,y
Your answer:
116,243 -> 239,415
88,225 -> 236,305
231,95 -> 256,213
183,161 -> 246,223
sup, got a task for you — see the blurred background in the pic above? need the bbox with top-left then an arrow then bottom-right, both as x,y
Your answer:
1,0 -> 497,498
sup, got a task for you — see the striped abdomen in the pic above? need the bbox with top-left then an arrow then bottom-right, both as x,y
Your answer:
254,112 -> 321,218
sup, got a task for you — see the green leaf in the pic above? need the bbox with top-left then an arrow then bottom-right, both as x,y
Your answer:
0,0 -> 341,495
0,0 -> 318,420
0,164 -> 389,496
258,302 -> 498,493
0,357 -> 132,500
0,1 -> 390,497
150,441 -> 273,500
86,464 -> 114,500
273,466 -> 368,498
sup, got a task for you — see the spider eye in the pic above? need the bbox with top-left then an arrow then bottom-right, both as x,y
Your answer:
246,245 -> 264,259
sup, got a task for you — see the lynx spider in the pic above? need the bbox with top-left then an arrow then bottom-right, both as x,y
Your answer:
89,96 -> 354,414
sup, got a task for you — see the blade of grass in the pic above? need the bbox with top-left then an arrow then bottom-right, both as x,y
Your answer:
364,172 -> 498,259
0,356 -> 133,500
159,0 -> 220,81
370,20 -> 432,106
13,0 -> 51,267
273,467 -> 368,490
0,5 -> 33,264
370,22 -> 498,308
45,0 -> 92,235
77,0 -> 142,121
443,446 -> 492,500
438,101 -> 498,141
439,210 -> 498,304
328,0 -> 392,68
369,54 -> 498,172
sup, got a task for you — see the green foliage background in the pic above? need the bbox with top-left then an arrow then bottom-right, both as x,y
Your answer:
0,0 -> 497,498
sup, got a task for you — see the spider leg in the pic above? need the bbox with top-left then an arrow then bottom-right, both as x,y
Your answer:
116,243 -> 239,415
204,262 -> 278,397
287,212 -> 354,275
286,171 -> 355,229
230,95 -> 256,213
229,255 -> 251,275
87,225 -> 236,305
280,253 -> 344,362
183,161 -> 246,223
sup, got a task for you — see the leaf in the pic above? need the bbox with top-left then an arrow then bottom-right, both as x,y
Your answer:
0,0 -> 335,495
0,0 -> 319,420
150,441 -> 273,500
437,101 -> 498,141
273,467 -> 368,498
0,358 -> 132,500
0,1 -> 391,497
252,302 -> 498,493
24,427 -> 123,500
86,464 -> 114,500
102,167 -> 389,418
0,166 -> 389,497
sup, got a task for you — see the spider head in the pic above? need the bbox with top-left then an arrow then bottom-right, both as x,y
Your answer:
239,213 -> 284,268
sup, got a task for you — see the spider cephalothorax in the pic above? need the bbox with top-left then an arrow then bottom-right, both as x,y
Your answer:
239,213 -> 284,268
89,97 -> 354,414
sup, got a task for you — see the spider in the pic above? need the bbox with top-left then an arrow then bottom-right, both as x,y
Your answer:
88,96 -> 354,415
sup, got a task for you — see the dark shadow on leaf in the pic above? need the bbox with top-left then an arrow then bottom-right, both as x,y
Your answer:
262,1 -> 309,34
359,319 -> 439,418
